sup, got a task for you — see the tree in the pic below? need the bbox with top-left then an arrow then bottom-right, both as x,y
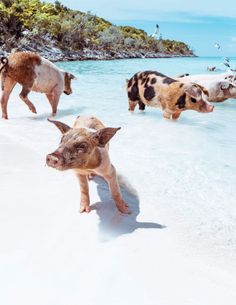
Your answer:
98,26 -> 124,49
1,0 -> 14,8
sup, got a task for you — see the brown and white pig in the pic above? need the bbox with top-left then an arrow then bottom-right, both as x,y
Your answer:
46,115 -> 130,214
177,73 -> 236,103
126,71 -> 214,120
0,51 -> 76,119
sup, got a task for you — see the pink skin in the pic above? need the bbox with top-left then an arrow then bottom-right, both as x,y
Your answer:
202,104 -> 214,113
46,116 -> 130,214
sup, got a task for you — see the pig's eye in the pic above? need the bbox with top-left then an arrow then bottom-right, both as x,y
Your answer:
191,97 -> 196,103
75,142 -> 88,153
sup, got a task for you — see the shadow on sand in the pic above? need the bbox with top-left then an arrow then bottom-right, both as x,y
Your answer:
29,106 -> 86,121
90,175 -> 165,241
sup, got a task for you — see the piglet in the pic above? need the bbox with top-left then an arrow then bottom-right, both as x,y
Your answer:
46,115 -> 130,214
0,51 -> 75,119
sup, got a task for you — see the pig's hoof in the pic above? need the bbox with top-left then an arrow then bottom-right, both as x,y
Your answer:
2,114 -> 8,120
80,205 -> 91,213
29,105 -> 37,113
117,202 -> 131,214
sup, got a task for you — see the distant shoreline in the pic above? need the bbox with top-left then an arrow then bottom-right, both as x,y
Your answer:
52,54 -> 197,63
0,48 -> 196,63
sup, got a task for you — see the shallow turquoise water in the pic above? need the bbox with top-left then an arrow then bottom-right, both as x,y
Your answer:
1,56 -> 236,305
55,57 -> 236,260
3,56 -> 236,262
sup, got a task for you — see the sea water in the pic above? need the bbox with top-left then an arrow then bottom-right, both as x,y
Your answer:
2,56 -> 236,265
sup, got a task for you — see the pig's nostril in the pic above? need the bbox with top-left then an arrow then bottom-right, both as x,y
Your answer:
47,155 -> 60,166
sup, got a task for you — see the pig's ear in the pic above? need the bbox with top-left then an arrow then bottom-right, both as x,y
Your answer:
68,72 -> 77,80
92,127 -> 121,147
48,118 -> 71,134
195,84 -> 209,97
184,84 -> 203,98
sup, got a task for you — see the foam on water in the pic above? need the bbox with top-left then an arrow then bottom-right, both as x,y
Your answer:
1,56 -> 236,267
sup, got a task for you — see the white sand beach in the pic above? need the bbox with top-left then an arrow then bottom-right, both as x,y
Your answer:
1,57 -> 236,305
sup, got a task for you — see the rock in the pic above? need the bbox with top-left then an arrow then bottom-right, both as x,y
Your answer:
0,31 -> 196,62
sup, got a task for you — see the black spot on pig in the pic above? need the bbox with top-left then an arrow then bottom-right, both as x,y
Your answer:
128,83 -> 139,101
138,100 -> 146,110
127,79 -> 132,88
163,77 -> 177,85
176,93 -> 186,109
139,72 -> 143,77
144,77 -> 150,88
179,83 -> 184,88
141,78 -> 146,85
151,78 -> 157,84
144,86 -> 155,101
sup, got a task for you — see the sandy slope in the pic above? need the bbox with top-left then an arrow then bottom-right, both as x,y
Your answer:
0,85 -> 236,305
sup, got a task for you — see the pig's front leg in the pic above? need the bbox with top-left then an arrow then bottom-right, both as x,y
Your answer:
76,174 -> 91,213
103,165 -> 130,214
163,111 -> 171,119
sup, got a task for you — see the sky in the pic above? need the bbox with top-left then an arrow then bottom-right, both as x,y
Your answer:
45,0 -> 236,56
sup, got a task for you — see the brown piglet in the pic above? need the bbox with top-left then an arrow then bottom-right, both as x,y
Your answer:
0,51 -> 75,119
46,115 -> 130,214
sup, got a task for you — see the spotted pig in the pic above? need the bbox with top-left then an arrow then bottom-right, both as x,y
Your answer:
126,71 -> 214,120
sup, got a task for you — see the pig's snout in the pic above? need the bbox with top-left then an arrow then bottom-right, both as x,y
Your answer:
46,153 -> 64,168
64,90 -> 72,95
200,103 -> 214,113
208,104 -> 214,112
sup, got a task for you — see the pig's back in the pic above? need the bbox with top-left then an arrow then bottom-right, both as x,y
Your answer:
7,52 -> 42,85
73,116 -> 105,131
7,52 -> 64,93
32,58 -> 64,93
177,73 -> 232,83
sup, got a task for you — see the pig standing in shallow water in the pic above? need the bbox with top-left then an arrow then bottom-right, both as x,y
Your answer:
46,116 -> 130,214
176,73 -> 236,103
0,51 -> 75,119
126,71 -> 214,120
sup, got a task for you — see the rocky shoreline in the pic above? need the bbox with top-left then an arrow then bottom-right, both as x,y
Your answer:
0,36 -> 195,62
0,47 -> 195,62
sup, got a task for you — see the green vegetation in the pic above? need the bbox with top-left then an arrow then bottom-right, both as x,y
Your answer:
0,0 -> 194,58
